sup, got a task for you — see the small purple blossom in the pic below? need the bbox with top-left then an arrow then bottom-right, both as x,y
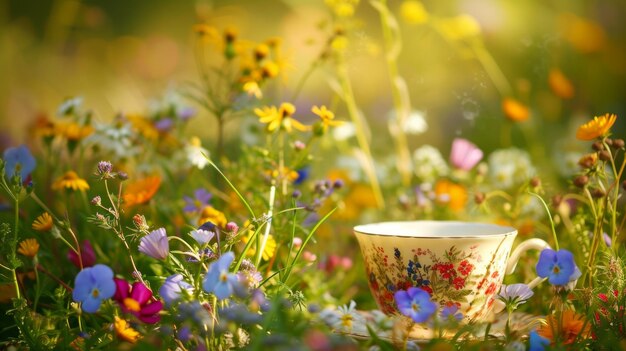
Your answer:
72,264 -> 116,313
440,304 -> 463,322
178,107 -> 196,121
498,283 -> 534,310
394,287 -> 437,323
603,232 -> 612,247
183,189 -> 212,213
68,240 -> 97,268
202,252 -> 239,300
536,248 -> 577,286
189,229 -> 215,245
154,118 -> 174,132
3,145 -> 36,180
159,274 -> 193,307
138,228 -> 170,260
450,138 -> 483,171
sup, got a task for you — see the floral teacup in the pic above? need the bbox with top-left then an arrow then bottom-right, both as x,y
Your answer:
354,221 -> 548,323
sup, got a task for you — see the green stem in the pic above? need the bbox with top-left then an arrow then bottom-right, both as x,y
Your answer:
12,198 -> 21,299
528,192 -> 559,250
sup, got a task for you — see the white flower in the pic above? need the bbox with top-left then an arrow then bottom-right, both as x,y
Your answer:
388,110 -> 428,135
413,145 -> 449,182
185,137 -> 210,169
57,97 -> 83,116
189,229 -> 215,245
84,121 -> 138,160
487,148 -> 535,189
319,300 -> 365,333
332,122 -> 356,141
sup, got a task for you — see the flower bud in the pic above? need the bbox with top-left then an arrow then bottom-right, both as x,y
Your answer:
118,172 -> 128,181
598,150 -> 611,161
97,161 -> 113,176
591,188 -> 606,198
552,195 -> 563,207
225,221 -> 239,234
91,196 -> 101,206
293,140 -> 306,151
592,141 -> 604,151
474,192 -> 486,205
573,175 -> 589,188
613,139 -> 624,149
333,179 -> 344,189
530,176 -> 541,189
578,153 -> 597,169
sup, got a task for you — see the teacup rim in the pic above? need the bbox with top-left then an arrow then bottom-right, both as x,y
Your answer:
353,220 -> 517,238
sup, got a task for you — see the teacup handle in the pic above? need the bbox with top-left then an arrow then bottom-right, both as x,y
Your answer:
492,238 -> 550,314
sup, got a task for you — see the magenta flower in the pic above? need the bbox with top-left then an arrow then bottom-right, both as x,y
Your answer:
450,138 -> 483,171
68,240 -> 96,268
114,278 -> 163,324
138,228 -> 169,260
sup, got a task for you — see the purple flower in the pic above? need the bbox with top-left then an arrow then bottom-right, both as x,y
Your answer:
202,252 -> 239,300
154,118 -> 174,132
450,138 -> 483,171
178,107 -> 196,121
3,145 -> 36,180
189,229 -> 215,245
529,329 -> 549,351
536,248 -> 577,286
113,278 -> 163,323
603,232 -> 612,247
498,284 -> 533,310
138,228 -> 169,260
183,189 -> 212,213
72,264 -> 116,313
68,240 -> 97,268
394,287 -> 437,323
159,274 -> 193,307
440,304 -> 463,322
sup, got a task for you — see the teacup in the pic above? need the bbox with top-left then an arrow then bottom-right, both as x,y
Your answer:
354,221 -> 549,323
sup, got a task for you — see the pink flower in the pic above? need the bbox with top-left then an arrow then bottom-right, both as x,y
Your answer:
68,240 -> 96,268
450,138 -> 483,171
114,278 -> 163,324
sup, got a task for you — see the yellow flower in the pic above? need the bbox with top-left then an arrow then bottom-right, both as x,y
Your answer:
241,221 -> 277,261
55,122 -> 93,141
576,113 -> 617,141
260,61 -> 280,79
122,176 -> 162,209
325,0 -> 359,17
243,81 -> 262,99
437,15 -> 481,41
255,103 -> 309,133
401,1 -> 429,25
198,206 -> 227,227
265,166 -> 300,183
30,115 -> 56,139
114,316 -> 141,343
312,105 -> 343,133
548,68 -> 574,99
52,171 -> 90,191
502,98 -> 530,122
32,212 -> 53,232
127,114 -> 160,141
18,238 -> 40,257
434,180 -> 468,212
538,310 -> 590,344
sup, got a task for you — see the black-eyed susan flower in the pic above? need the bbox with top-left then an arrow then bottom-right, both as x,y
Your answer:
32,212 -> 53,232
576,113 -> 617,141
52,171 -> 90,191
502,98 -> 529,122
197,206 -> 227,227
254,103 -> 309,133
17,238 -> 40,257
114,316 -> 141,343
312,105 -> 343,134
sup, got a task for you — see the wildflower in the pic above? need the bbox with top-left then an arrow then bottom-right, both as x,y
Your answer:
138,228 -> 169,260
529,329 -> 550,351
3,145 -> 36,181
202,252 -> 239,300
32,212 -> 53,232
114,316 -> 141,343
332,122 -> 356,141
437,14 -> 481,40
72,264 -> 116,313
122,176 -> 161,209
243,81 -> 262,99
395,287 -> 437,323
558,13 -> 606,54
197,206 -> 227,227
498,284 -> 533,310
95,161 -> 115,179
548,69 -> 574,99
17,238 -> 39,257
225,222 -> 239,234
55,122 -> 94,142
84,121 -> 138,161
578,153 -> 598,169
440,304 -> 463,322
183,188 -> 212,213
536,248 -> 578,286
537,309 -> 591,344
576,113 -> 617,140
326,0 -> 358,17
312,105 -> 343,134
242,232 -> 277,261
488,148 -> 536,189
401,0 -> 429,25
450,138 -> 483,171
114,279 -> 163,323
68,240 -> 97,268
434,180 -> 467,212
52,171 -> 90,191
185,137 -> 210,169
413,145 -> 449,182
254,103 -> 309,133
57,97 -> 83,116
502,98 -> 530,122
573,175 -> 589,188
189,229 -> 215,245
159,274 -> 193,307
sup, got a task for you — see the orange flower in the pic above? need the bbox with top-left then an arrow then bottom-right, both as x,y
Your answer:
576,113 -> 617,141
538,309 -> 590,344
122,176 -> 161,209
502,98 -> 529,122
197,206 -> 227,227
18,238 -> 40,257
114,316 -> 141,343
548,69 -> 574,99
265,166 -> 299,183
32,212 -> 53,232
52,171 -> 90,191
434,180 -> 467,212
55,122 -> 93,141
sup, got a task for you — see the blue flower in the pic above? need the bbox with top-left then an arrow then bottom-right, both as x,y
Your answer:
138,228 -> 170,260
528,329 -> 550,351
440,304 -> 463,322
498,283 -> 534,310
72,264 -> 116,313
183,188 -> 212,213
202,252 -> 240,300
3,145 -> 36,180
394,287 -> 437,323
536,248 -> 577,286
159,274 -> 193,307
